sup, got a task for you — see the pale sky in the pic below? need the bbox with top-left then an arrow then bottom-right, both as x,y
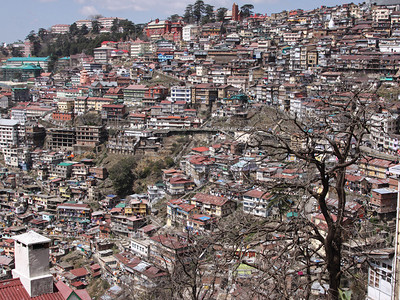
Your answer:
1,0 -> 360,44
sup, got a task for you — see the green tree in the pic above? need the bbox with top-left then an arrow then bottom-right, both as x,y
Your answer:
111,19 -> 119,33
240,4 -> 254,18
27,31 -> 41,56
38,28 -> 48,40
48,54 -> 58,72
169,14 -> 180,22
201,4 -> 215,24
91,20 -> 100,34
193,0 -> 205,24
183,4 -> 194,23
216,7 -> 227,22
109,157 -> 137,197
11,47 -> 23,57
80,24 -> 89,35
0,47 -> 9,57
69,23 -> 79,35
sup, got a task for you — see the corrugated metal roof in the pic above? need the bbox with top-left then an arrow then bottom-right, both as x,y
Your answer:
0,278 -> 64,300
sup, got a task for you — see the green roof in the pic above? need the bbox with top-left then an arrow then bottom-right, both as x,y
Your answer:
7,56 -> 50,62
2,64 -> 42,70
116,203 -> 126,208
58,162 -> 76,167
287,211 -> 299,218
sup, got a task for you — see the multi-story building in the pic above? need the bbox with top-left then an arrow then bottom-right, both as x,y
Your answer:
25,125 -> 45,148
51,24 -> 70,34
130,238 -> 151,258
4,57 -> 50,72
110,215 -> 146,237
165,176 -> 195,196
130,40 -> 153,58
74,96 -> 114,114
191,83 -> 218,108
182,25 -> 199,41
190,193 -> 236,218
360,158 -> 396,179
50,162 -> 76,179
11,104 -> 54,125
243,189 -> 274,218
0,119 -> 20,149
372,5 -> 392,22
93,45 -> 116,64
98,17 -> 125,29
46,128 -> 75,151
75,126 -> 106,148
367,248 -> 394,300
57,99 -> 75,112
74,97 -> 87,115
76,20 -> 92,29
149,234 -> 189,271
370,188 -> 398,216
370,111 -> 400,152
101,104 -> 126,120
2,147 -> 31,171
167,199 -> 197,227
57,203 -> 92,224
145,19 -> 183,41
123,84 -> 149,106
170,86 -> 191,103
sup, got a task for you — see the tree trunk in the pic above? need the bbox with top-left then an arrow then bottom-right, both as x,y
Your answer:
326,228 -> 342,300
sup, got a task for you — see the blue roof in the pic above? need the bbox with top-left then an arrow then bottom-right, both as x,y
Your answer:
199,216 -> 210,221
7,56 -> 50,62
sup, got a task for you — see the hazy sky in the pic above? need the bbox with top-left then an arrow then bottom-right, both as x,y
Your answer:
2,0 -> 359,44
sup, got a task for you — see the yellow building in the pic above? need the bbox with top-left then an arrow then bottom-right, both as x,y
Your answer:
57,99 -> 75,113
190,193 -> 236,218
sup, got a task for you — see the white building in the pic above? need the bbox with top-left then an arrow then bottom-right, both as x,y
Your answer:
76,19 -> 92,29
243,189 -> 273,218
93,45 -> 116,64
130,40 -> 153,58
170,86 -> 192,103
370,111 -> 399,151
51,24 -> 70,34
0,119 -> 20,148
182,25 -> 199,42
367,248 -> 394,300
12,231 -> 54,297
3,147 -> 31,170
98,17 -> 125,29
130,238 -> 151,258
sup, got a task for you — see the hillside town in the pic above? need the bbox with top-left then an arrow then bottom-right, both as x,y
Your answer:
1,1 -> 400,299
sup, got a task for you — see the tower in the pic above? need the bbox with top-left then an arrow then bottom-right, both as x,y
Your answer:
80,69 -> 90,86
12,231 -> 54,297
232,3 -> 239,21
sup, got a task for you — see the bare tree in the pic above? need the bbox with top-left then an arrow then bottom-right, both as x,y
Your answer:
152,81 -> 383,300
225,81 -> 377,299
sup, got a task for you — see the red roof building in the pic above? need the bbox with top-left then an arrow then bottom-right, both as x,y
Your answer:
0,278 -> 64,300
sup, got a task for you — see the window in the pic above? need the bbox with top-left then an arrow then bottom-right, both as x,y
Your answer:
369,270 -> 375,286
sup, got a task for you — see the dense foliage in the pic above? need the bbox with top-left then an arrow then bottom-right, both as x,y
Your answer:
109,157 -> 137,197
26,20 -> 145,59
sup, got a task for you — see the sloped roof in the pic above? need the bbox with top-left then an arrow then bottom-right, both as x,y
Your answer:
191,193 -> 229,206
70,267 -> 89,277
0,278 -> 63,300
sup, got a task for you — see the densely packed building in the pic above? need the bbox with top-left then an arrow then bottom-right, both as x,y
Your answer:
1,1 -> 400,299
